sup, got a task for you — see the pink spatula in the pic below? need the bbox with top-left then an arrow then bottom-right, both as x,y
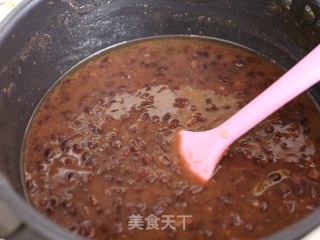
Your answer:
179,45 -> 320,183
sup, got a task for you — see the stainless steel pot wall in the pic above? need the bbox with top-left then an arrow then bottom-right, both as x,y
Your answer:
0,0 -> 319,239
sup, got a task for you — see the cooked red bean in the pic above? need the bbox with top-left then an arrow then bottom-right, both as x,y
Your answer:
23,37 -> 320,240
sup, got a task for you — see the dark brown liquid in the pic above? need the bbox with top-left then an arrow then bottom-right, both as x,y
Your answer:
23,37 -> 320,240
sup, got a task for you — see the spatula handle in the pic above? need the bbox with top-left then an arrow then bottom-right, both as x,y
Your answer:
219,44 -> 320,143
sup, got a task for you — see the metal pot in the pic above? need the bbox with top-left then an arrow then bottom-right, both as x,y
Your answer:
0,0 -> 319,239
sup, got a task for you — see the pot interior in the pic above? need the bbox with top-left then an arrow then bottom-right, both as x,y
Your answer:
0,0 -> 319,239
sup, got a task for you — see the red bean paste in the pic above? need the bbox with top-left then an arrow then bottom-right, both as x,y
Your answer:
23,37 -> 320,240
